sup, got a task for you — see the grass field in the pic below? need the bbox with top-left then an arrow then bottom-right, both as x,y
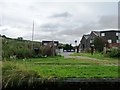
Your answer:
2,56 -> 119,79
70,52 -> 119,60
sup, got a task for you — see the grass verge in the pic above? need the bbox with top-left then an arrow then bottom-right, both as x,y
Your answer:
2,56 -> 119,88
70,52 -> 119,60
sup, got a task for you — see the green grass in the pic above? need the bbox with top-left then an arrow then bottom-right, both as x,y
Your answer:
2,56 -> 119,79
70,52 -> 119,60
31,65 -> 118,78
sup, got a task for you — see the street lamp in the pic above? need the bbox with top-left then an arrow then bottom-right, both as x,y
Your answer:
75,40 -> 77,52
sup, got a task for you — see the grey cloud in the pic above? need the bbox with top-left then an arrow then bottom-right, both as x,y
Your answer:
24,15 -> 118,45
57,15 -> 117,38
98,15 -> 118,29
50,12 -> 72,18
40,23 -> 63,32
2,15 -> 32,30
40,23 -> 59,28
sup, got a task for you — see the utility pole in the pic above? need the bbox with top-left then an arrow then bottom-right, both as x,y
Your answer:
32,20 -> 34,49
0,15 -> 3,26
52,31 -> 55,56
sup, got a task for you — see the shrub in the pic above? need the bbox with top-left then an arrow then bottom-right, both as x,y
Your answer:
14,48 -> 34,59
2,38 -> 37,59
39,44 -> 56,57
107,48 -> 120,58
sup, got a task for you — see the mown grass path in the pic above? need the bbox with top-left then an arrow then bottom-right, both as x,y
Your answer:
62,52 -> 119,66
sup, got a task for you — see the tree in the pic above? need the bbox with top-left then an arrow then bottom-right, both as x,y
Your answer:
17,37 -> 23,40
63,44 -> 73,52
93,37 -> 108,52
2,35 -> 6,38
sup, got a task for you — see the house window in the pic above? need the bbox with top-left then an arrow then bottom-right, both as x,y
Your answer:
101,33 -> 105,36
108,39 -> 112,43
116,32 -> 119,36
54,43 -> 57,46
118,33 -> 120,39
44,43 -> 47,45
116,40 -> 120,43
90,40 -> 93,43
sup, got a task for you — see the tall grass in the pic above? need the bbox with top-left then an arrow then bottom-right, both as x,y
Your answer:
2,57 -> 119,88
2,61 -> 40,88
2,38 -> 40,59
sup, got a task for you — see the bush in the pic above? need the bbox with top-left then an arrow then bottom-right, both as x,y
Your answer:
2,37 -> 58,59
15,48 -> 34,59
107,48 -> 120,58
2,38 -> 37,59
39,44 -> 56,57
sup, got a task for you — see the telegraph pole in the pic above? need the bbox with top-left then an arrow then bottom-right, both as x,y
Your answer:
0,15 -> 3,26
32,20 -> 34,49
52,31 -> 55,56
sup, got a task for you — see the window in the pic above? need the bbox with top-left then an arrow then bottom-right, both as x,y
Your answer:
90,40 -> 93,43
116,40 -> 120,43
108,39 -> 112,43
54,43 -> 57,46
116,32 -> 119,36
44,43 -> 47,45
101,33 -> 105,36
118,33 -> 120,39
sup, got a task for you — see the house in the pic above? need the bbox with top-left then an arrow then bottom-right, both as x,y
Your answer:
42,41 -> 59,47
100,30 -> 120,47
42,41 -> 59,56
80,34 -> 90,51
80,30 -> 120,52
88,31 -> 100,49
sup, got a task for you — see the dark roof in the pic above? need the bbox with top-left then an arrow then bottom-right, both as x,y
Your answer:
42,41 -> 59,43
83,34 -> 90,39
92,31 -> 100,36
100,30 -> 120,33
42,41 -> 59,46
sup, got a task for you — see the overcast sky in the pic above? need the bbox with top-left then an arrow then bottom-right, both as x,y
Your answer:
0,0 -> 119,45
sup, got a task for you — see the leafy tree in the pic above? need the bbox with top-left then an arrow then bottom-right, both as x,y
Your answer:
17,37 -> 23,40
63,44 -> 73,51
2,35 -> 6,38
93,37 -> 109,52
